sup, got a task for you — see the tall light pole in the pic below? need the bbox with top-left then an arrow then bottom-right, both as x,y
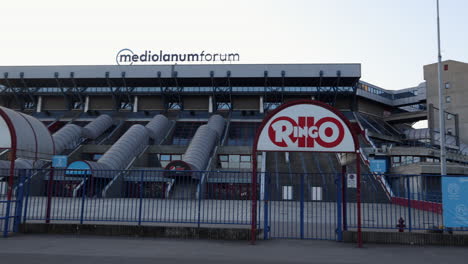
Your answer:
436,0 -> 447,175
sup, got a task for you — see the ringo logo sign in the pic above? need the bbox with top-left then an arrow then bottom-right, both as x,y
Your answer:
257,103 -> 355,152
268,116 -> 345,148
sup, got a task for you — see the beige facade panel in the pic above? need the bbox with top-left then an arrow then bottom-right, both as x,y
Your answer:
424,60 -> 468,143
232,96 -> 259,110
89,96 -> 115,110
42,96 -> 67,110
139,96 -> 164,110
184,96 -> 209,110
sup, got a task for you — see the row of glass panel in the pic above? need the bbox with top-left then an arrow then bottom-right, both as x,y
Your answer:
12,86 -> 356,93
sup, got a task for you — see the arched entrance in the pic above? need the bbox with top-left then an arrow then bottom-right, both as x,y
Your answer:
251,100 -> 363,246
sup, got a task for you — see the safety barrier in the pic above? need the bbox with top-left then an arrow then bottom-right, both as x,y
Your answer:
346,174 -> 452,232
1,169 -> 468,239
20,169 -> 255,227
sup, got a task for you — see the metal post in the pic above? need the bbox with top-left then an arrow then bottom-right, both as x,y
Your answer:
3,200 -> 11,237
251,150 -> 258,244
406,176 -> 412,232
336,172 -> 343,241
197,173 -> 203,228
263,172 -> 269,240
80,174 -> 87,225
13,173 -> 25,233
300,173 -> 305,240
341,165 -> 347,231
45,168 -> 55,224
23,170 -> 31,223
356,153 -> 363,248
455,113 -> 460,147
436,0 -> 447,176
138,170 -> 144,225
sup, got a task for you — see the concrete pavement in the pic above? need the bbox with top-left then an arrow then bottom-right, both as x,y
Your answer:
0,234 -> 467,264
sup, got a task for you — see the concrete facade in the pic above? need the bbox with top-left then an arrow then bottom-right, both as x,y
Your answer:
424,60 -> 468,143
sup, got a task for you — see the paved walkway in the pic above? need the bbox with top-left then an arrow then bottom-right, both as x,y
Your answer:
0,234 -> 467,264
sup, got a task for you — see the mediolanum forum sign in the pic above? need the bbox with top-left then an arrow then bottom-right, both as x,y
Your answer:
116,48 -> 240,65
256,101 -> 356,152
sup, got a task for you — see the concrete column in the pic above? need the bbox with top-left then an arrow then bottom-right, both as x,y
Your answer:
84,96 -> 90,112
133,96 -> 138,113
455,113 -> 460,147
36,96 -> 42,112
259,96 -> 264,113
208,96 -> 213,113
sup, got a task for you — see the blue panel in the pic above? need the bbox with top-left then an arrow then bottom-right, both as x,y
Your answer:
370,159 -> 387,173
52,155 -> 68,168
442,177 -> 468,227
66,161 -> 91,175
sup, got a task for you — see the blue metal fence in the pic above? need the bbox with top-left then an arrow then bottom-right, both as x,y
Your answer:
0,175 -> 25,237
21,169 -> 256,227
1,168 -> 467,239
263,172 -> 342,240
346,173 -> 449,232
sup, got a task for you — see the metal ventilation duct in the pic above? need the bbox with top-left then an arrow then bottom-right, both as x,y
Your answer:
97,124 -> 149,171
0,106 -> 54,160
206,114 -> 225,138
82,114 -> 113,139
145,114 -> 170,143
0,159 -> 34,170
182,125 -> 219,172
165,115 -> 225,174
53,124 -> 83,154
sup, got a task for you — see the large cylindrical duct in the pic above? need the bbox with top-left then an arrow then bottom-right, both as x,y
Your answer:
181,125 -> 219,172
164,115 -> 225,175
0,106 -> 54,160
206,114 -> 225,139
0,159 -> 34,170
53,124 -> 83,154
97,124 -> 149,171
82,114 -> 113,139
145,114 -> 170,143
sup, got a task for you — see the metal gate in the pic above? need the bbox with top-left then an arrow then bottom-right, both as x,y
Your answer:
262,172 -> 342,240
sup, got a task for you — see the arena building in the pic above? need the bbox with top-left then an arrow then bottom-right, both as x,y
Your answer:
0,62 -> 467,205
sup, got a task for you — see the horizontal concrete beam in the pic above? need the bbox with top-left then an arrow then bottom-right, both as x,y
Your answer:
343,231 -> 468,246
20,223 -> 258,241
384,111 -> 427,123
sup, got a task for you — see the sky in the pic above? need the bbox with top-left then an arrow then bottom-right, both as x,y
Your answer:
0,0 -> 467,90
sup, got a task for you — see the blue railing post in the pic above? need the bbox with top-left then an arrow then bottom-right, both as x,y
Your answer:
3,199 -> 11,237
336,173 -> 343,241
13,173 -> 25,233
197,172 -> 203,228
80,175 -> 87,225
300,173 -> 305,240
263,172 -> 269,240
406,176 -> 412,232
341,166 -> 347,231
138,170 -> 144,225
22,170 -> 31,223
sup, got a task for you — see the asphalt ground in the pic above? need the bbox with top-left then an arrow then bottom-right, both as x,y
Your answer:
0,234 -> 467,264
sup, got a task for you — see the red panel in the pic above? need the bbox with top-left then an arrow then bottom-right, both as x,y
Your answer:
392,197 -> 442,214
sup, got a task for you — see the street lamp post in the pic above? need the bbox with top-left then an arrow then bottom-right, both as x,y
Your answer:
436,0 -> 447,176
